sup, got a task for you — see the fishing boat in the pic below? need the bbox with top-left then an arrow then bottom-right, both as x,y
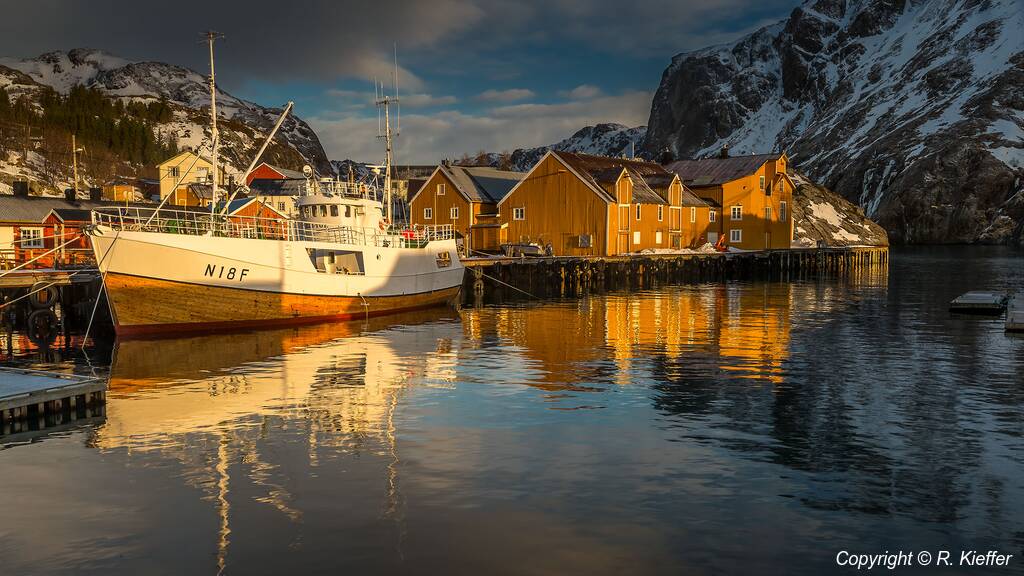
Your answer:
85,35 -> 462,338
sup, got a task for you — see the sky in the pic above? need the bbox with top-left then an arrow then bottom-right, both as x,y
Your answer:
0,0 -> 800,163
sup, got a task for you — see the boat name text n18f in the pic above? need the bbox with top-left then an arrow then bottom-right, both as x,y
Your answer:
205,264 -> 250,281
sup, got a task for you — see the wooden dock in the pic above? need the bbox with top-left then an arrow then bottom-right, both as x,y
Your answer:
949,291 -> 1008,313
461,246 -> 889,304
1007,295 -> 1024,332
0,368 -> 106,436
0,268 -> 99,289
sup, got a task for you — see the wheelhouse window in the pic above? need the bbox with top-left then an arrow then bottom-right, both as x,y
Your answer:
424,207 -> 433,220
731,205 -> 743,220
730,229 -> 742,243
513,207 -> 526,220
330,205 -> 339,217
20,227 -> 43,249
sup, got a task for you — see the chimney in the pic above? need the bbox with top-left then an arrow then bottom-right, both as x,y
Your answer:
64,188 -> 76,202
720,144 -> 730,159
89,187 -> 102,201
13,181 -> 30,197
658,148 -> 674,165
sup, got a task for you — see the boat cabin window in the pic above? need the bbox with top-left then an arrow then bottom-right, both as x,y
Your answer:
345,205 -> 352,217
331,205 -> 339,217
319,205 -> 327,217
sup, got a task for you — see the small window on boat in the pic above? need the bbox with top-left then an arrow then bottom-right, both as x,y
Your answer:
345,205 -> 352,217
319,205 -> 327,217
331,205 -> 339,217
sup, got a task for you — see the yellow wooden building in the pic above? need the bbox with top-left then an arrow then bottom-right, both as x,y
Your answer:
157,150 -> 229,206
408,163 -> 524,254
497,151 -> 710,256
665,152 -> 795,249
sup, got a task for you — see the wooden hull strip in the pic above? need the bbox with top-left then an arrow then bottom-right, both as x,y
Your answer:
104,272 -> 461,338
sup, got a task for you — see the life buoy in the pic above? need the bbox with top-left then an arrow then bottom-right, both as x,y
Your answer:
379,218 -> 390,231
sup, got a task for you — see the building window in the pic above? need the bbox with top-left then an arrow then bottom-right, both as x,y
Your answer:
690,207 -> 696,223
277,201 -> 285,211
437,183 -> 445,195
759,175 -> 765,190
513,207 -> 525,220
765,206 -> 772,220
635,204 -> 642,221
655,230 -> 663,244
196,167 -> 209,182
731,205 -> 743,220
633,231 -> 641,244
168,166 -> 180,180
424,207 -> 433,220
730,229 -> 742,243
20,227 -> 43,249
658,205 -> 663,221
450,206 -> 459,219
780,201 -> 788,222
709,210 -> 716,223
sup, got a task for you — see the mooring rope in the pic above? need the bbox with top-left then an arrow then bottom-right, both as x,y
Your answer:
81,226 -> 122,349
477,270 -> 541,300
0,234 -> 86,279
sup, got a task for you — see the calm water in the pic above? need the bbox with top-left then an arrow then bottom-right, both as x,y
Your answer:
1,247 -> 1022,575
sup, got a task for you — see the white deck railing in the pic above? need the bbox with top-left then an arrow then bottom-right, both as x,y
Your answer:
90,207 -> 453,248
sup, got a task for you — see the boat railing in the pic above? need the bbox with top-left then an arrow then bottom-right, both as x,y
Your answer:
90,207 -> 454,248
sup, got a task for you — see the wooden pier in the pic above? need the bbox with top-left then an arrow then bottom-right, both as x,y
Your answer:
0,368 -> 106,436
0,268 -> 100,289
461,246 -> 889,304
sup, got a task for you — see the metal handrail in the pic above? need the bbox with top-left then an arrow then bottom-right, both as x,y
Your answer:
90,207 -> 454,248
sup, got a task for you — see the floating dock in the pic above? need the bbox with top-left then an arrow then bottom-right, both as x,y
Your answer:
949,291 -> 1008,313
1007,295 -> 1023,332
0,368 -> 106,436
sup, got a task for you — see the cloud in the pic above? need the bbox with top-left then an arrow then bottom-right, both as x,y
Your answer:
560,84 -> 603,100
401,93 -> 459,108
474,88 -> 536,102
310,90 -> 652,163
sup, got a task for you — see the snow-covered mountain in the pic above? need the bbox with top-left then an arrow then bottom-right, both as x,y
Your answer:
0,48 -> 332,188
643,0 -> 1024,244
489,123 -> 646,171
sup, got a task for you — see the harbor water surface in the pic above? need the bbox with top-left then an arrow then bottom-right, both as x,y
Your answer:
1,246 -> 1022,574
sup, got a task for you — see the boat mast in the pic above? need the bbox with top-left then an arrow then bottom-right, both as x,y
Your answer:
206,31 -> 223,220
375,51 -> 400,224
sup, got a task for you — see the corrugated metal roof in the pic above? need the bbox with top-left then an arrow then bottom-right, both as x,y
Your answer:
262,163 -> 306,180
0,195 -> 148,223
665,154 -> 782,186
249,178 -> 306,196
442,165 -> 524,204
49,208 -> 93,222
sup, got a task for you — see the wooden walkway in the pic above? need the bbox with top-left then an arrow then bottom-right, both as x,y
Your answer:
0,268 -> 100,289
0,368 -> 106,436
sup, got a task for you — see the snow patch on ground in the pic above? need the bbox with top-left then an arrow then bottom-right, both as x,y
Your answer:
808,200 -> 845,227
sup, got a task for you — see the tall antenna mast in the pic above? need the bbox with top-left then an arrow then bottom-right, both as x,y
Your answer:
375,49 -> 400,225
204,30 -> 224,220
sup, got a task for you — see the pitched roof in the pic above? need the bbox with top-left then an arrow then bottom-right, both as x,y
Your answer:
257,163 -> 306,180
665,154 -> 782,187
215,197 -> 287,217
46,208 -> 93,222
249,178 -> 307,196
0,195 -> 151,223
440,165 -> 524,203
186,183 -> 214,199
553,151 -> 674,205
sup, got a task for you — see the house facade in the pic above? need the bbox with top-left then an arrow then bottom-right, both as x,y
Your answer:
665,152 -> 795,250
497,151 -> 709,256
157,150 -> 228,204
408,164 -> 524,254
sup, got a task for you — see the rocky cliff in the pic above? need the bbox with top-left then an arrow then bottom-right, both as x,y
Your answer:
643,0 -> 1024,245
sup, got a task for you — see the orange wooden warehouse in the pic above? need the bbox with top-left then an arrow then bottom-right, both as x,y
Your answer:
408,163 -> 524,254
665,152 -> 795,250
496,151 -> 710,256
